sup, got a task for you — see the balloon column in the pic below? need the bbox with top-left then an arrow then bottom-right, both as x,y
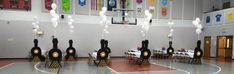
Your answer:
138,10 -> 152,39
192,17 -> 203,40
192,17 -> 203,64
50,3 -> 59,36
167,22 -> 174,41
99,7 -> 110,39
32,16 -> 44,37
67,15 -> 74,36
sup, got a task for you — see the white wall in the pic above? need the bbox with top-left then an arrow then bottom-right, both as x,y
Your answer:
203,25 -> 234,59
0,20 -> 198,58
0,0 -> 202,58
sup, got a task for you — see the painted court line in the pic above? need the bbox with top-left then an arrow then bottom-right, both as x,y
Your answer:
151,63 -> 191,74
106,66 -> 120,74
34,62 -> 56,74
203,62 -> 221,74
0,63 -> 14,70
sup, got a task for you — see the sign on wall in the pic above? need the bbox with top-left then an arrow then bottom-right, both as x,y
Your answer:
107,0 -> 116,11
91,0 -> 104,15
224,8 -> 234,24
75,0 -> 89,15
159,0 -> 169,19
59,0 -> 73,14
212,11 -> 224,25
134,0 -> 145,18
147,0 -> 156,18
2,0 -> 31,11
203,13 -> 212,25
78,0 -> 86,6
42,0 -> 56,12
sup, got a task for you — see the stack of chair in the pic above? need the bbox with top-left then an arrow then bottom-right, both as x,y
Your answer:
153,48 -> 167,59
173,49 -> 193,63
88,39 -> 111,67
64,40 -> 77,61
172,41 -> 203,64
30,39 -> 45,62
47,38 -> 62,68
125,40 -> 151,65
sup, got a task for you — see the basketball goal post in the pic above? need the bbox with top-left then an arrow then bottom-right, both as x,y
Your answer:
111,8 -> 137,25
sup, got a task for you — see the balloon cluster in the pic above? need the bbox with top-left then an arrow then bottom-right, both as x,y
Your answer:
50,3 -> 59,28
99,7 -> 110,38
192,17 -> 203,39
138,10 -> 152,38
32,16 -> 40,33
67,15 -> 74,34
167,21 -> 174,40
32,16 -> 44,37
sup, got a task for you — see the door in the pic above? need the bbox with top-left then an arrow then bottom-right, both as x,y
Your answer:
216,36 -> 233,59
204,36 -> 211,58
225,36 -> 233,59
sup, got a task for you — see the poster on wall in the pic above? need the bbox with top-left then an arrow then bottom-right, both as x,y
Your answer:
42,0 -> 56,12
203,13 -> 212,26
133,0 -> 145,18
224,8 -> 234,24
212,11 -> 224,25
78,0 -> 86,6
2,0 -> 31,11
91,0 -> 104,15
147,0 -> 156,18
58,0 -> 73,14
159,0 -> 169,19
75,0 -> 89,15
107,0 -> 116,11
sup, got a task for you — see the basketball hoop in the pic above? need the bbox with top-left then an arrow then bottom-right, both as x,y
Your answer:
111,8 -> 137,25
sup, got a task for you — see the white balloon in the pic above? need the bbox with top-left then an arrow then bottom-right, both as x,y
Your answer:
105,31 -> 109,34
69,19 -> 74,22
197,25 -> 202,29
196,29 -> 201,35
102,7 -> 107,12
70,25 -> 74,29
68,15 -> 72,19
33,16 -> 38,20
51,3 -> 57,10
35,25 -> 40,29
68,21 -> 72,25
192,20 -> 198,26
51,18 -> 58,28
32,22 -> 36,26
195,17 -> 201,23
54,14 -> 59,19
170,29 -> 174,33
105,25 -> 109,28
51,18 -> 57,22
103,29 -> 107,32
50,10 -> 56,16
33,29 -> 37,32
144,10 -> 150,16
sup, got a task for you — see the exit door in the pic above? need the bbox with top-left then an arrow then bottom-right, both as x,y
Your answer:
217,36 -> 233,59
204,36 -> 211,58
